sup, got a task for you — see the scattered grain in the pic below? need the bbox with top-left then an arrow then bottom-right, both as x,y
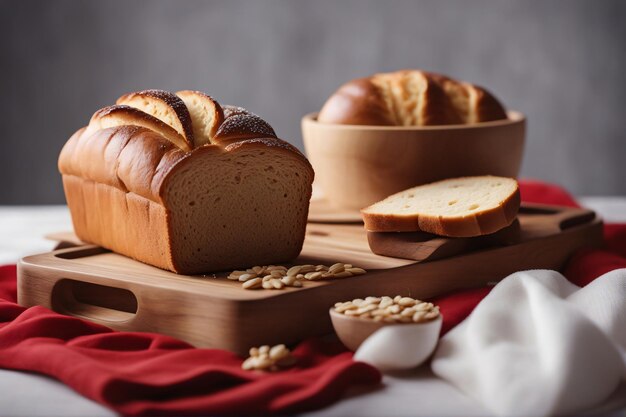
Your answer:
242,277 -> 262,289
242,343 -> 296,372
231,262 -> 367,290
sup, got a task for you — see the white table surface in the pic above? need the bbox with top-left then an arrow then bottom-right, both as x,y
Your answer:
1,198 -> 625,417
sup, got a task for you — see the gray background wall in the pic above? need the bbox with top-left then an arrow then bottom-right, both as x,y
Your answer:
1,0 -> 624,204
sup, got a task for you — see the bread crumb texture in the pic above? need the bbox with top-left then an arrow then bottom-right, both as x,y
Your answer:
361,176 -> 520,237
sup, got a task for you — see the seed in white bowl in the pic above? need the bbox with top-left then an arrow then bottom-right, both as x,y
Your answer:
387,304 -> 401,314
363,297 -> 381,305
333,295 -> 440,324
356,304 -> 377,315
379,296 -> 393,309
416,302 -> 432,311
413,311 -> 426,322
401,307 -> 416,317
398,297 -> 416,307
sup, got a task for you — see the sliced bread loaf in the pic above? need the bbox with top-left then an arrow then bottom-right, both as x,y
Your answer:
361,176 -> 520,237
59,89 -> 314,274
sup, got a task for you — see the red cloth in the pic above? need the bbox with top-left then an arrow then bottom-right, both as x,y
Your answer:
519,178 -> 581,208
0,286 -> 379,416
1,180 -> 625,416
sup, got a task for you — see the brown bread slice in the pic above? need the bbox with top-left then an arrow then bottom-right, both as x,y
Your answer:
361,176 -> 520,237
116,89 -> 194,148
86,105 -> 191,151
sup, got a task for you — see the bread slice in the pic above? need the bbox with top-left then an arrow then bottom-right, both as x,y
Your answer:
86,105 -> 191,151
176,90 -> 224,147
116,89 -> 194,148
361,176 -> 520,237
161,138 -> 312,273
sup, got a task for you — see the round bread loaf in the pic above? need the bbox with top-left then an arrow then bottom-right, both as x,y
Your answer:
318,70 -> 507,126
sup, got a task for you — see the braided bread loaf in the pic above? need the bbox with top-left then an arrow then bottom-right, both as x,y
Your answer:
59,89 -> 314,274
318,70 -> 507,126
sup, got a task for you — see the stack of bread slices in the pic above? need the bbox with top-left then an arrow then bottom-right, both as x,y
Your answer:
361,176 -> 520,238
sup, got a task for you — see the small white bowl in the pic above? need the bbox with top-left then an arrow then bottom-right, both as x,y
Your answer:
330,307 -> 442,371
352,316 -> 442,371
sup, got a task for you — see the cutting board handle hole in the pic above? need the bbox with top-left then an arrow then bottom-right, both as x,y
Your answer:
51,279 -> 138,322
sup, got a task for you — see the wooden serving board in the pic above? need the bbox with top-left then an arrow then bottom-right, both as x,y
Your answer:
18,204 -> 602,355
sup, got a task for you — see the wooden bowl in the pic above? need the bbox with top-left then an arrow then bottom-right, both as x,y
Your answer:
302,111 -> 526,210
329,308 -> 442,356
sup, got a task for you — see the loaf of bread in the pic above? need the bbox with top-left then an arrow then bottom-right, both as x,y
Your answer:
361,176 -> 519,237
59,89 -> 314,274
318,70 -> 507,126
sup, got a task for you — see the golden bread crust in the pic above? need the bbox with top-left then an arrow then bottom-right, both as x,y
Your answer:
116,89 -> 195,148
318,70 -> 507,126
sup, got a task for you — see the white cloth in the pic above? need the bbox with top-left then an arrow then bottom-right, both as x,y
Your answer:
431,269 -> 626,417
